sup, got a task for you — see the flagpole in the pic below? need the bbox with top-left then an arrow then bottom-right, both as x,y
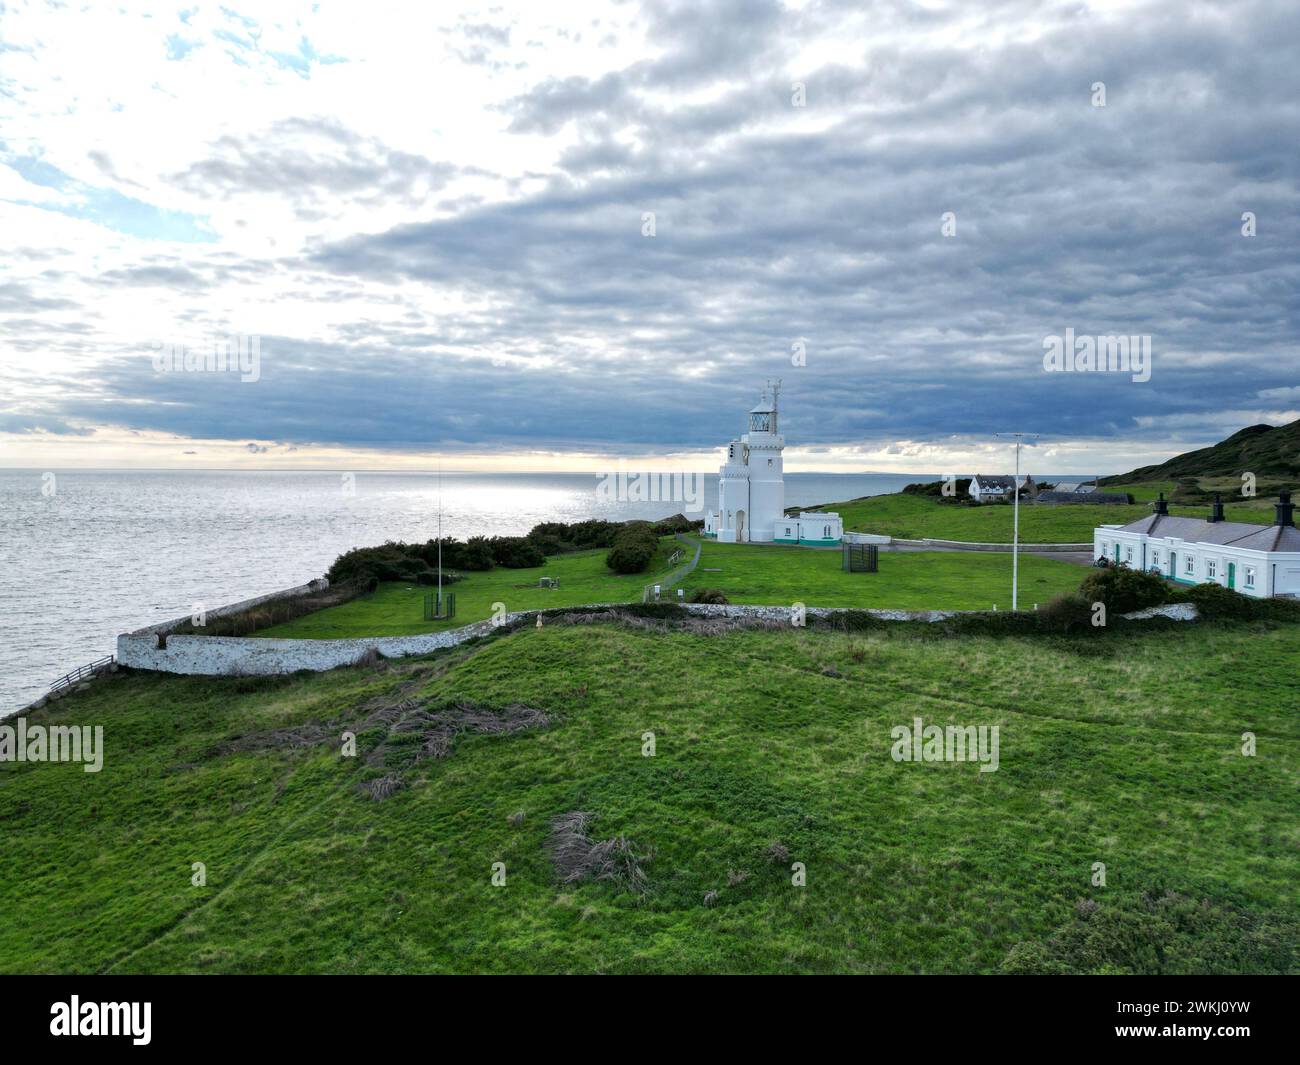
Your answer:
995,432 -> 1039,611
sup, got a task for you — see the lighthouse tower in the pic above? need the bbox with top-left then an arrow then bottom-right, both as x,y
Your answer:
711,382 -> 785,543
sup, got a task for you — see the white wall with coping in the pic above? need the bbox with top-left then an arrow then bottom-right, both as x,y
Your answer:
119,577 -> 332,641
115,599 -> 1198,678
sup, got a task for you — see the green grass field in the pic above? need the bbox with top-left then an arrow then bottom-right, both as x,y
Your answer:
262,540 -> 1085,638
825,489 -> 1275,543
682,542 -> 1081,611
3,616 -> 1296,974
260,541 -> 683,638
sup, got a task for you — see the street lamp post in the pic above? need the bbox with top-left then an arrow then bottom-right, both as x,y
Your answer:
995,432 -> 1039,611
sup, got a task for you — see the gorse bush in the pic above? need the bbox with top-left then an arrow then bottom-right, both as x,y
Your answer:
1184,582 -> 1300,623
327,517 -> 688,586
488,536 -> 546,569
689,588 -> 730,604
902,477 -> 972,504
605,522 -> 660,574
1078,565 -> 1171,614
526,514 -> 695,554
329,540 -> 483,584
1036,592 -> 1097,634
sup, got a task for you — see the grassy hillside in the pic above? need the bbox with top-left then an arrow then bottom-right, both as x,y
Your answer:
2,616 -> 1296,974
825,491 -> 1273,542
1100,418 -> 1300,484
680,543 -> 1080,610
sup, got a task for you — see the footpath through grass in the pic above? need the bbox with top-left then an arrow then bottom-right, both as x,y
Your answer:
681,542 -> 1083,611
2,617 -> 1296,974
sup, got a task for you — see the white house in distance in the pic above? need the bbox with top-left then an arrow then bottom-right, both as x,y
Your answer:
969,474 -> 1035,502
1095,492 -> 1300,598
703,384 -> 844,546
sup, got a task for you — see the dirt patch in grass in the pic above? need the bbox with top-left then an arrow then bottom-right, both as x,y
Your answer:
365,700 -> 550,765
211,696 -> 551,800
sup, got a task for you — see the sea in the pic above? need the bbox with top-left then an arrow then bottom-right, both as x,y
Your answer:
0,469 -> 927,715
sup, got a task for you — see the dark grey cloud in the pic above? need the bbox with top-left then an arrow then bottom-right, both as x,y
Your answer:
10,0 -> 1300,462
172,117 -> 464,213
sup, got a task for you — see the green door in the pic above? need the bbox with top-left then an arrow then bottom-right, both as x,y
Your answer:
1114,543 -> 1121,562
1227,562 -> 1235,590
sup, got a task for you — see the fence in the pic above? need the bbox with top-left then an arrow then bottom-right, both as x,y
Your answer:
642,533 -> 703,603
842,542 -> 879,572
48,655 -> 116,695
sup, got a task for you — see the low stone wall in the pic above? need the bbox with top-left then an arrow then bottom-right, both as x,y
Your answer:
114,597 -> 1199,680
679,603 -> 966,623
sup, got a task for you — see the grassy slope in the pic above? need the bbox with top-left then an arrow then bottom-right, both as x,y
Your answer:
1099,419 -> 1300,483
2,619 -> 1296,975
826,491 -> 1276,543
681,542 -> 1082,611
260,541 -> 682,638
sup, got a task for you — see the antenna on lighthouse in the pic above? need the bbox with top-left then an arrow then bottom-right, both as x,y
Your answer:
767,378 -> 782,411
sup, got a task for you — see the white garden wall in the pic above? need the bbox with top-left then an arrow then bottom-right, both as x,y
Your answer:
115,597 -> 1197,679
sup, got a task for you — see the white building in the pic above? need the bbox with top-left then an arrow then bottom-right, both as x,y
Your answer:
703,386 -> 843,546
1094,492 -> 1300,599
969,474 -> 1034,502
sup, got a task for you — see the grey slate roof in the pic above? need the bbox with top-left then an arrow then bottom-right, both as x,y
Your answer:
973,475 -> 1022,489
1116,513 -> 1300,551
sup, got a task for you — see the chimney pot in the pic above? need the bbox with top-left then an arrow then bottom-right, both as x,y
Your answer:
1152,492 -> 1169,516
1276,491 -> 1295,528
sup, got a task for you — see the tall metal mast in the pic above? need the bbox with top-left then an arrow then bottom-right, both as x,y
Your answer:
995,432 -> 1039,610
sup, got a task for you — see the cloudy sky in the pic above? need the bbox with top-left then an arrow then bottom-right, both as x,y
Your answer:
1,0 -> 1296,474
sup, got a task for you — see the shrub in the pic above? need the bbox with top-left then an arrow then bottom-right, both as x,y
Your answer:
1036,592 -> 1097,634
902,477 -> 971,503
605,523 -> 659,574
689,588 -> 729,604
488,536 -> 546,569
1078,566 -> 1171,614
416,570 -> 463,587
1185,582 -> 1268,621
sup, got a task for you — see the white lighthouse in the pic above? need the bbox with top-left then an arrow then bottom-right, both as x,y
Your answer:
703,383 -> 844,546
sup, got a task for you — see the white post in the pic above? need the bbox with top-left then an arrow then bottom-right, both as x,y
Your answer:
1012,439 -> 1020,611
996,431 -> 1038,612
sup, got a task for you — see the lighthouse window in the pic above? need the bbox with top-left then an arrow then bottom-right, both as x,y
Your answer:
1184,555 -> 1195,576
1125,545 -> 1134,563
750,412 -> 771,432
767,459 -> 773,468
1244,566 -> 1256,588
1206,559 -> 1217,580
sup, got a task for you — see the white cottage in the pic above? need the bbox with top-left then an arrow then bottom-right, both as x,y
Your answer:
702,385 -> 843,546
1094,492 -> 1300,599
969,474 -> 1034,502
